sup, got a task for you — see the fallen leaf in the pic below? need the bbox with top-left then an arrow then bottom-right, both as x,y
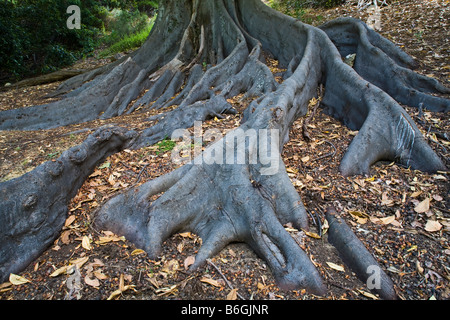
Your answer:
50,266 -> 68,277
98,161 -> 111,169
95,232 -> 126,244
200,277 -> 222,287
425,220 -> 442,232
177,242 -> 184,253
414,198 -> 430,213
108,174 -> 116,186
131,249 -> 146,256
94,270 -> 108,280
326,262 -> 345,272
226,288 -> 238,300
70,256 -> 89,269
107,274 -> 137,300
107,289 -> 123,300
0,282 -> 12,293
155,285 -> 178,297
82,236 -> 92,250
84,275 -> 100,287
60,230 -> 71,244
286,167 -> 298,174
184,256 -> 195,270
410,191 -> 422,198
9,274 -> 31,285
146,275 -> 160,289
416,260 -> 424,274
303,230 -> 321,239
357,289 -> 378,300
380,215 -> 396,225
64,215 -> 76,227
161,259 -> 180,275
322,219 -> 329,235
349,210 -> 369,224
90,258 -> 105,268
179,232 -> 195,239
381,192 -> 394,206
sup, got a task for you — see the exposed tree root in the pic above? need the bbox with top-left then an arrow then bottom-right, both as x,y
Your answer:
0,0 -> 448,298
0,126 -> 137,282
326,206 -> 397,300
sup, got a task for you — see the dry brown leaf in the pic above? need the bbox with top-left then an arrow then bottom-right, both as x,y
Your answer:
357,289 -> 379,300
131,249 -> 146,256
200,277 -> 222,287
9,274 -> 31,285
326,262 -> 345,272
84,275 -> 100,288
303,230 -> 321,239
184,256 -> 195,270
179,232 -> 195,239
95,232 -> 126,245
381,192 -> 394,206
82,236 -> 92,250
414,198 -> 430,213
161,259 -> 180,275
90,258 -> 105,268
380,215 -> 396,225
227,288 -> 238,300
50,266 -> 68,277
94,270 -> 108,280
425,220 -> 442,232
70,256 -> 89,269
155,285 -> 178,297
60,230 -> 71,244
64,215 -> 76,227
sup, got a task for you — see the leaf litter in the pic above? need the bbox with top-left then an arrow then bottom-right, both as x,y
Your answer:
0,0 -> 449,300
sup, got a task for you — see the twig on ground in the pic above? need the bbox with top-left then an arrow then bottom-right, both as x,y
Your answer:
206,259 -> 245,300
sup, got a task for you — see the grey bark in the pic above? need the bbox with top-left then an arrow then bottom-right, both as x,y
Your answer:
0,0 -> 448,298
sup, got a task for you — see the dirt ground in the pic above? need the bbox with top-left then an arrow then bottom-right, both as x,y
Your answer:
0,0 -> 449,301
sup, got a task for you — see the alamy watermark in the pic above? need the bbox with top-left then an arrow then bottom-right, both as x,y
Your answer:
170,121 -> 281,176
66,5 -> 81,30
366,265 -> 382,290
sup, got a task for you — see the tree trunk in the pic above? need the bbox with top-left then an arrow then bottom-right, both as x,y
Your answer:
0,0 -> 448,299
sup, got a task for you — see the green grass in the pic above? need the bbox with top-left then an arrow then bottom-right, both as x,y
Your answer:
99,16 -> 156,58
156,138 -> 177,155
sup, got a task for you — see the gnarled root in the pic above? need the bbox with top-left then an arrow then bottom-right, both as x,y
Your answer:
0,126 -> 137,282
1,0 -> 448,297
94,156 -> 327,295
326,206 -> 397,300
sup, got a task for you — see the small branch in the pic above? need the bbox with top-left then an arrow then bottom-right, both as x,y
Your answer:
302,85 -> 323,142
311,140 -> 337,163
133,164 -> 149,187
206,259 -> 245,300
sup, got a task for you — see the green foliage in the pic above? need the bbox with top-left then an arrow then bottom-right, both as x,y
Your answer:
271,0 -> 343,21
103,9 -> 151,45
272,0 -> 344,15
156,138 -> 176,155
98,7 -> 156,58
0,0 -> 158,84
0,0 -> 103,82
99,21 -> 154,57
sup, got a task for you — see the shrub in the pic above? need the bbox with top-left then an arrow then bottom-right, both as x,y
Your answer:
99,17 -> 155,57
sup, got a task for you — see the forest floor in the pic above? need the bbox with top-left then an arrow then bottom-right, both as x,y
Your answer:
0,0 -> 449,301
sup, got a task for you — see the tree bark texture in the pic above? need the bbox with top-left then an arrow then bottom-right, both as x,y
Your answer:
0,0 -> 448,299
